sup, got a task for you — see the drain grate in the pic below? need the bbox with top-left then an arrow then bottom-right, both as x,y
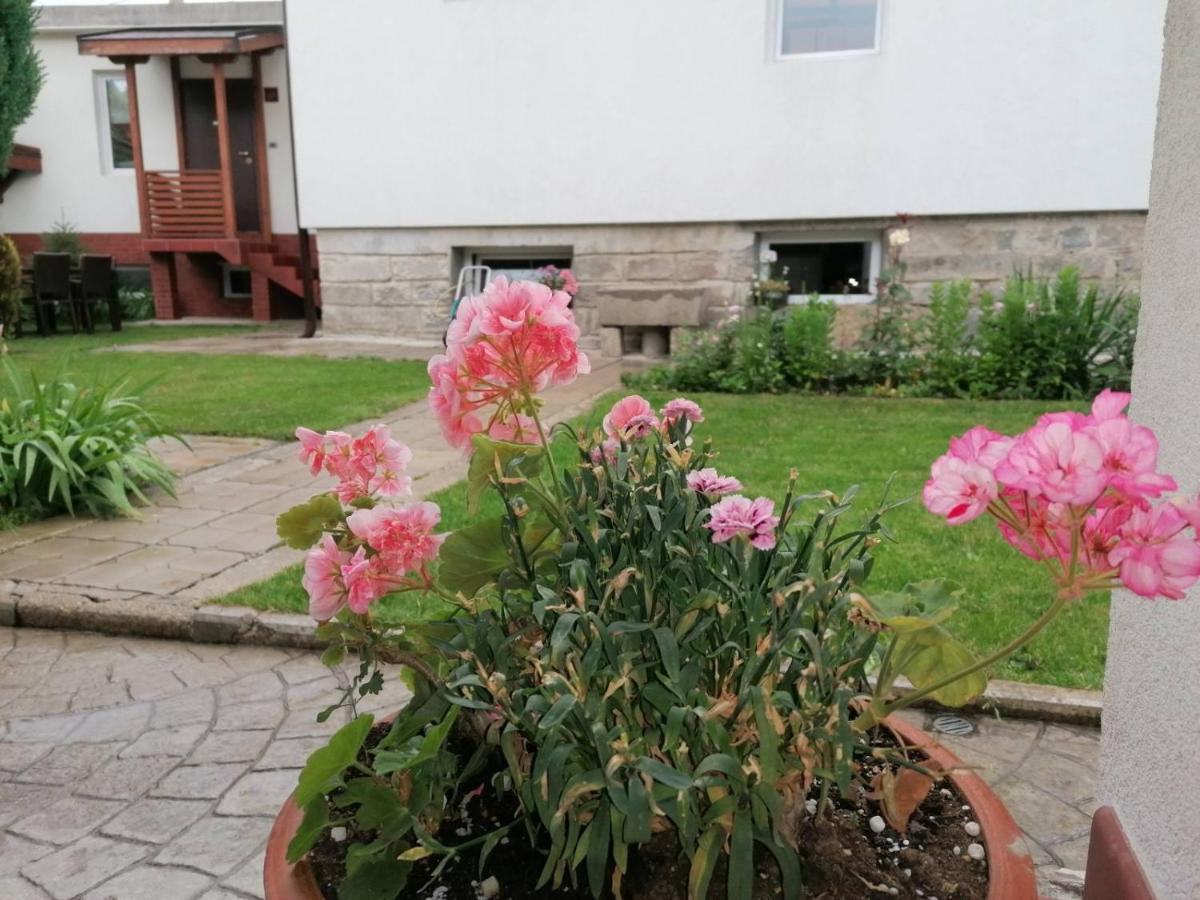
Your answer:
931,713 -> 975,736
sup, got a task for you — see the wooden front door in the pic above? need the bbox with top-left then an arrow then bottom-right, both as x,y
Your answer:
180,78 -> 261,233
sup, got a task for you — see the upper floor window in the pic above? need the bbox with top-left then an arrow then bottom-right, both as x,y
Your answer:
778,0 -> 880,58
96,73 -> 133,172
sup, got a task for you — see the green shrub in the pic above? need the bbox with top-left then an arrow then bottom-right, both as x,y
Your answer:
779,297 -> 840,390
0,361 -> 179,518
119,287 -> 155,321
974,267 -> 1137,399
915,280 -> 974,397
0,235 -> 20,336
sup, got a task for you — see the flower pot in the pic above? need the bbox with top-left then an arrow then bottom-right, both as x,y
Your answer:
264,715 -> 1037,900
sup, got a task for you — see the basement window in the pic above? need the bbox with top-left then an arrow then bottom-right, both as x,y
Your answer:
222,265 -> 252,299
777,0 -> 881,58
762,234 -> 881,304
461,249 -> 573,295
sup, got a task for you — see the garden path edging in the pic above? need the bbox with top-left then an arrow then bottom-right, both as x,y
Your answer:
0,579 -> 1102,725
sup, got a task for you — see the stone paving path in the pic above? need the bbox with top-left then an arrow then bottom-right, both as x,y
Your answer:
104,330 -> 442,363
0,359 -> 625,638
0,626 -> 1097,899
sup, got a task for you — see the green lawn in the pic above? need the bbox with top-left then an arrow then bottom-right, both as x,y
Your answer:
218,392 -> 1109,690
2,325 -> 430,440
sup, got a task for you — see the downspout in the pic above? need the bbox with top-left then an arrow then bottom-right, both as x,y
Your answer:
280,0 -> 318,338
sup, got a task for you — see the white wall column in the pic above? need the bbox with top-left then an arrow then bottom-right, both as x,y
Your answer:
1099,1 -> 1200,896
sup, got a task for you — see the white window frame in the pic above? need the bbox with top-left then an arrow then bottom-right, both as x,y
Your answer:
461,247 -> 574,295
93,71 -> 134,175
760,231 -> 882,305
222,264 -> 253,299
773,0 -> 883,62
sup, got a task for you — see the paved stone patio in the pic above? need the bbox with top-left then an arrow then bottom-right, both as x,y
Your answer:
0,358 -> 625,636
0,626 -> 1096,899
105,329 -> 442,362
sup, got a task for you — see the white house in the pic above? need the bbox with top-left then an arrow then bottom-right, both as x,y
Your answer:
284,0 -> 1166,353
3,0 -> 1168,349
2,0 -> 310,321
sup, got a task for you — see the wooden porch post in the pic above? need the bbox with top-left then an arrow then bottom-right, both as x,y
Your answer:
211,60 -> 236,235
250,52 -> 273,239
122,60 -> 150,237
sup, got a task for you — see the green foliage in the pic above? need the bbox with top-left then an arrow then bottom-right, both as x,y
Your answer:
0,234 -> 21,335
42,218 -> 87,262
119,288 -> 155,321
628,267 -> 1138,402
300,417 -> 983,899
0,0 -> 43,174
0,360 -> 178,518
276,493 -> 346,550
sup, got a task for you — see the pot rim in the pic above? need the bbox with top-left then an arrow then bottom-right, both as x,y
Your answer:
263,715 -> 1038,900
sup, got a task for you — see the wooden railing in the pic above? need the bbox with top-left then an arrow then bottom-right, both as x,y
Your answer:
145,170 -> 228,238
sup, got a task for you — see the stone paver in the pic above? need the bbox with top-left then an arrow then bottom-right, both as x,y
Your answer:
0,357 -> 626,642
0,626 -> 1098,898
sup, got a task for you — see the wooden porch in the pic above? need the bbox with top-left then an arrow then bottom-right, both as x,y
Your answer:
77,27 -> 316,315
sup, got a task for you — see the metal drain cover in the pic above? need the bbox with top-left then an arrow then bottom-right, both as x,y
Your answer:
931,713 -> 975,736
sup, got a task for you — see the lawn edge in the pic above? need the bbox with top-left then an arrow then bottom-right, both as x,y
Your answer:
1,580 -> 1101,726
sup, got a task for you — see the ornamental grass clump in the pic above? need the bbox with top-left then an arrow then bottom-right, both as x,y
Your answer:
278,276 -> 1192,900
0,361 -> 178,518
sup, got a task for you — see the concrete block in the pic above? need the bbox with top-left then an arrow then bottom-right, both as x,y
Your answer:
592,285 -> 712,327
599,326 -> 622,359
191,606 -> 258,644
319,254 -> 391,283
390,254 -> 451,281
624,254 -> 676,281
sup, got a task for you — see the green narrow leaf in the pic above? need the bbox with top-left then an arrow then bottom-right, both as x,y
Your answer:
688,823 -> 724,900
538,694 -> 577,732
653,627 -> 681,682
637,757 -> 693,792
727,809 -> 753,900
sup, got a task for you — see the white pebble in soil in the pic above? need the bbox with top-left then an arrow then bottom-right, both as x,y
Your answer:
805,798 -> 818,816
479,876 -> 501,899
967,842 -> 986,861
964,820 -> 981,837
869,815 -> 887,834
952,845 -> 962,856
330,826 -> 347,842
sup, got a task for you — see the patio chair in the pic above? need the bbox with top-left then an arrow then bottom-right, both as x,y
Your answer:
79,255 -> 121,333
31,253 -> 77,336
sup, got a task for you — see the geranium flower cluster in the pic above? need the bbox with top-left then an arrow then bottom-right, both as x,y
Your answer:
296,424 -> 413,503
428,277 -> 590,451
924,390 -> 1200,599
535,265 -> 579,297
294,425 -> 445,621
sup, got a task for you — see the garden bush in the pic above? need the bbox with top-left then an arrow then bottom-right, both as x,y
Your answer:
0,234 -> 21,337
0,361 -> 178,518
626,267 -> 1138,401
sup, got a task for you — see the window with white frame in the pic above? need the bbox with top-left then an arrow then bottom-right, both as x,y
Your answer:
777,0 -> 880,58
761,234 -> 881,303
461,249 -> 573,295
95,73 -> 134,172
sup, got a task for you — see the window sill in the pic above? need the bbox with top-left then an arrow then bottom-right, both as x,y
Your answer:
789,293 -> 875,306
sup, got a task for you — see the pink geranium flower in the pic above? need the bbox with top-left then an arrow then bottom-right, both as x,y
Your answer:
1082,391 -> 1177,503
295,425 -> 414,503
346,502 -> 446,578
603,395 -> 660,442
995,419 -> 1107,506
704,495 -> 779,550
296,427 -> 328,476
341,547 -> 389,615
303,534 -> 351,621
686,468 -> 743,498
1110,502 -> 1200,599
429,277 -> 589,453
923,426 -> 1012,525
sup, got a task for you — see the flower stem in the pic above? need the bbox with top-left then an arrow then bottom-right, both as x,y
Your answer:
859,595 -> 1069,730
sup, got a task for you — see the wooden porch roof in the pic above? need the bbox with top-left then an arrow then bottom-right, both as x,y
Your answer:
78,26 -> 284,59
6,144 -> 42,174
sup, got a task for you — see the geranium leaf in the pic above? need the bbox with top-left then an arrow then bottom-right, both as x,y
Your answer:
467,434 -> 544,514
276,493 -> 344,550
285,797 -> 328,864
437,517 -> 510,595
294,713 -> 374,808
889,626 -> 987,706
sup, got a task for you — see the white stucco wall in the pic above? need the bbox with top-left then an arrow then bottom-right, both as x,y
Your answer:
1,33 -> 176,234
1099,1 -> 1200,896
2,25 -> 298,236
286,0 -> 1166,230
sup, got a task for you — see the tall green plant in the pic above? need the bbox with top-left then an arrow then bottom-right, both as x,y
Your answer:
0,0 -> 44,174
780,296 -> 839,390
0,234 -> 21,336
917,279 -> 974,396
0,362 -> 179,517
42,217 -> 87,261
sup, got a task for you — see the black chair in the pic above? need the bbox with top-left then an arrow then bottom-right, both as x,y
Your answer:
79,255 -> 121,333
31,253 -> 76,336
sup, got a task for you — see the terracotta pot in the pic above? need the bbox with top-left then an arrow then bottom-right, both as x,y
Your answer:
264,716 -> 1037,900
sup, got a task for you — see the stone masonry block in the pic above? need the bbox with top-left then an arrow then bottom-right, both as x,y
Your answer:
320,254 -> 391,283
624,254 -> 676,281
390,254 -> 451,281
592,285 -> 715,327
320,283 -> 372,308
191,606 -> 258,644
571,254 -> 624,282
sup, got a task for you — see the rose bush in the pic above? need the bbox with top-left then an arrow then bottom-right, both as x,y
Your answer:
275,276 -> 1192,899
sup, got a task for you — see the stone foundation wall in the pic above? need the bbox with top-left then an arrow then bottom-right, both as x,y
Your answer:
315,211 -> 1145,351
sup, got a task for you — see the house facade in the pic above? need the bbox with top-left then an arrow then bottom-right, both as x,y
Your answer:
284,0 -> 1164,354
2,1 -> 312,321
